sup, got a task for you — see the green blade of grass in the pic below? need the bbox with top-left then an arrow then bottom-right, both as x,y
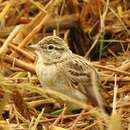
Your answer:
99,32 -> 105,60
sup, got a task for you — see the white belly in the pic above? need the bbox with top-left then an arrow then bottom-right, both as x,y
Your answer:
35,61 -> 87,103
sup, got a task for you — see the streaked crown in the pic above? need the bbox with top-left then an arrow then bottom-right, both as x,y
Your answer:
31,36 -> 71,64
37,36 -> 69,51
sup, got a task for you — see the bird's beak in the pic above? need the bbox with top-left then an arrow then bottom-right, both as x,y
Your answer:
28,44 -> 39,50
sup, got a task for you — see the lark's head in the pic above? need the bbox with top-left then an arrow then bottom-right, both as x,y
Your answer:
30,36 -> 72,64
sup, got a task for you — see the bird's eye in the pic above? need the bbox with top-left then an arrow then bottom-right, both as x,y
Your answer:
47,44 -> 55,50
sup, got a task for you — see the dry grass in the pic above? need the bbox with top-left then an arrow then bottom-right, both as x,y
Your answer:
0,0 -> 130,129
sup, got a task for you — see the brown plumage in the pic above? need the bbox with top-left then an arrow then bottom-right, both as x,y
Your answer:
31,36 -> 111,113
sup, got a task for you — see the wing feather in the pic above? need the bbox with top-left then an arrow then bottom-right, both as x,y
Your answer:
61,54 -> 102,106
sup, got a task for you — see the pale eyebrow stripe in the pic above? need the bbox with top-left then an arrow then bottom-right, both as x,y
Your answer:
39,42 -> 64,51
55,47 -> 64,51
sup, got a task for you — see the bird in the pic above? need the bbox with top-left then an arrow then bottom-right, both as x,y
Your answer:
30,35 -> 111,113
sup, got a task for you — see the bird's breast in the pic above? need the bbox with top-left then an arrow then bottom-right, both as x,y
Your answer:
36,61 -> 66,89
35,61 -> 87,102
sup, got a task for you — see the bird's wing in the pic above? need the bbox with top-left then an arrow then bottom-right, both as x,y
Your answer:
61,54 -> 103,106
